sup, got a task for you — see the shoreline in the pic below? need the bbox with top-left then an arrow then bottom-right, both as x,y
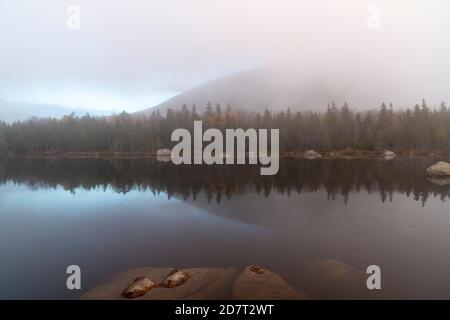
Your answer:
1,149 -> 447,160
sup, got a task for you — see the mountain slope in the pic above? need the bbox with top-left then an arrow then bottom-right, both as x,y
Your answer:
138,67 -> 405,115
140,69 -> 341,114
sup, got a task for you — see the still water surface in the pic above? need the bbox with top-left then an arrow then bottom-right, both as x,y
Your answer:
0,158 -> 449,299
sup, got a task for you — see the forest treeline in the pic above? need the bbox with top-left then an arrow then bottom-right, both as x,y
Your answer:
0,100 -> 449,155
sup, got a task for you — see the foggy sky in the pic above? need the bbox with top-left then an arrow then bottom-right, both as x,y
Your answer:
0,0 -> 449,113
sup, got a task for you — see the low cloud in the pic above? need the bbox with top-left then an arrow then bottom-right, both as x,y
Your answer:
0,0 -> 449,112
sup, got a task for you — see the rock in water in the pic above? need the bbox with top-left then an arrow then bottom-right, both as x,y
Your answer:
156,149 -> 172,162
231,265 -> 308,300
156,148 -> 172,156
309,259 -> 360,281
383,150 -> 396,159
306,259 -> 368,299
304,150 -> 322,159
161,268 -> 190,288
121,277 -> 155,299
157,154 -> 172,162
426,162 -> 450,177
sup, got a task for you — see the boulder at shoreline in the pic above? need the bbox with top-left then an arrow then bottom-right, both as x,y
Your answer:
383,150 -> 396,160
156,149 -> 171,156
426,162 -> 450,177
304,150 -> 322,159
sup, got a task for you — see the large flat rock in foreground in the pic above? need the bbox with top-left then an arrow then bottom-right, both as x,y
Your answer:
82,266 -> 308,300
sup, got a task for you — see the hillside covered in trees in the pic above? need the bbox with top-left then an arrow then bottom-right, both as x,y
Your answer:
0,100 -> 449,156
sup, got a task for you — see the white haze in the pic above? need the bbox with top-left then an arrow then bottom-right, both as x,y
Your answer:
0,0 -> 449,115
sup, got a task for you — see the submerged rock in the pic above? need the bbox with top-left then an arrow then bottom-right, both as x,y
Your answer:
161,268 -> 190,288
383,150 -> 396,159
306,259 -> 369,299
426,162 -> 450,177
304,150 -> 322,159
231,265 -> 308,300
309,259 -> 362,281
121,277 -> 155,299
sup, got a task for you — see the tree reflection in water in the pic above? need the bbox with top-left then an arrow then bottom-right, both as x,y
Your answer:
0,157 -> 448,206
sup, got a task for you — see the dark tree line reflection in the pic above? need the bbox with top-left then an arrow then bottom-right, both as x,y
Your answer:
0,158 -> 449,206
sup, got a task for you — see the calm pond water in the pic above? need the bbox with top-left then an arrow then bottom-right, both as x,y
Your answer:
0,157 -> 450,299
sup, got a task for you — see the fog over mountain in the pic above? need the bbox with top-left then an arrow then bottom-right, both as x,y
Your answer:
141,63 -> 449,115
1,1 -> 449,115
141,68 -> 339,114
